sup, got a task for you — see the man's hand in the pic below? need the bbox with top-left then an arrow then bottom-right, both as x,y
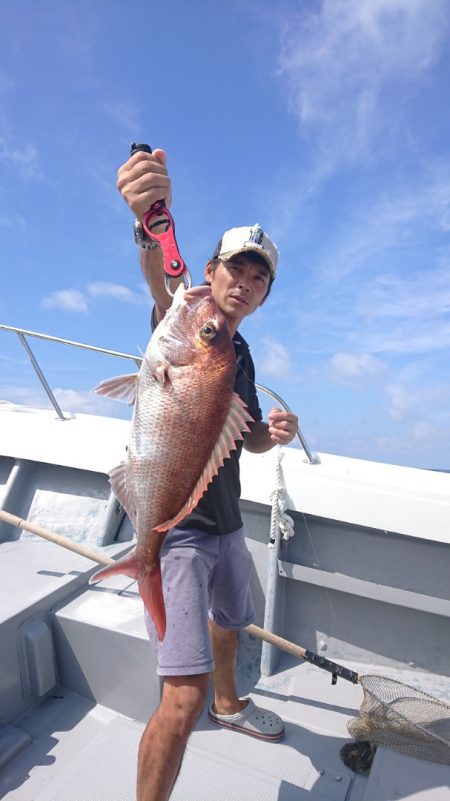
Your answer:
267,407 -> 298,446
243,408 -> 298,453
116,148 -> 172,221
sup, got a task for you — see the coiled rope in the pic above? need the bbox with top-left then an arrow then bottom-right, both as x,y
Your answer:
268,447 -> 295,547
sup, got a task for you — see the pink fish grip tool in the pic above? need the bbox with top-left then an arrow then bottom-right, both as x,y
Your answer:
130,143 -> 192,294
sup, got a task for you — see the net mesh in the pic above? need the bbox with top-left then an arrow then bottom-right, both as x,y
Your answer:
347,675 -> 450,765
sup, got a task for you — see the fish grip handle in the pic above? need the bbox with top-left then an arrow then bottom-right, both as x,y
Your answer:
130,143 -> 189,281
304,650 -> 360,685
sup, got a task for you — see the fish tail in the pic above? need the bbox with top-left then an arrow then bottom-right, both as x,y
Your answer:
89,554 -> 140,584
139,561 -> 166,642
89,551 -> 167,642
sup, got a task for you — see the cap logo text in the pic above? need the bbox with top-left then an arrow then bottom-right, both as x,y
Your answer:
248,224 -> 264,246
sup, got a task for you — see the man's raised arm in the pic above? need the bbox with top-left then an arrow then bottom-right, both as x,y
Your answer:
116,147 -> 182,324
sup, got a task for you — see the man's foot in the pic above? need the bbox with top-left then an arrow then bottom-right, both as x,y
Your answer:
208,698 -> 285,742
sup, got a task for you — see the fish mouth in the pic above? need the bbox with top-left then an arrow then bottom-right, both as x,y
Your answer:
170,284 -> 211,310
183,285 -> 212,301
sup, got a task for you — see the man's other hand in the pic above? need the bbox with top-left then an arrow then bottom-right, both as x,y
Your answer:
268,408 -> 298,445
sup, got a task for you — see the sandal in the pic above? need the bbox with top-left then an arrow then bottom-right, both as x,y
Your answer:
208,698 -> 285,742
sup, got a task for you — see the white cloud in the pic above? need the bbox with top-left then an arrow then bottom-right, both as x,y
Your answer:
369,326 -> 450,356
0,213 -> 26,229
264,0 -> 450,243
0,71 -> 13,93
278,0 -> 448,163
41,283 -> 149,313
385,378 -> 450,422
8,7 -> 96,60
104,100 -> 142,139
374,167 -> 450,234
385,382 -> 412,421
53,388 -> 128,417
257,337 -> 294,381
360,269 -> 450,321
0,354 -> 27,366
0,385 -> 129,419
87,282 -> 148,305
294,167 -> 450,358
412,421 -> 438,441
329,352 -> 385,384
42,289 -> 88,313
316,166 -> 450,283
0,134 -> 39,179
350,276 -> 450,356
291,271 -> 450,358
0,386 -> 44,407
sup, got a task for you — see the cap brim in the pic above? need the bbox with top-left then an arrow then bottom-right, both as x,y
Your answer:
219,247 -> 275,279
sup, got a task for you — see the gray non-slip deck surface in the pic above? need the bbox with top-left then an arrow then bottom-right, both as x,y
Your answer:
1,659 -> 358,801
2,658 -> 450,801
33,715 -> 349,801
364,747 -> 450,801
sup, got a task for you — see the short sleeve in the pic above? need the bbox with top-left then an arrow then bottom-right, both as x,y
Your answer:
234,334 -> 263,424
245,354 -> 263,423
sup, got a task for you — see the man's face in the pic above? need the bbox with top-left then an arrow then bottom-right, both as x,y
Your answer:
204,254 -> 271,330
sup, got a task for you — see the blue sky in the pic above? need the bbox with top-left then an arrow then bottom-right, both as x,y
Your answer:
1,0 -> 450,470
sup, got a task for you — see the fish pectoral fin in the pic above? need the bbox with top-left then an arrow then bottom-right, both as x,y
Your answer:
94,373 -> 139,405
155,392 -> 254,532
109,462 -> 136,527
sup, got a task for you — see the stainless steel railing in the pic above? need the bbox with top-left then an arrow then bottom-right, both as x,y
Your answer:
0,323 -> 319,464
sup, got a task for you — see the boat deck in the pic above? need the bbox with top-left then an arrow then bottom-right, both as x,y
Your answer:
2,648 -> 450,801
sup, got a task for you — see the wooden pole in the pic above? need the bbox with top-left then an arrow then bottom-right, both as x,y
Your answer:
0,509 -> 113,566
244,623 -> 308,660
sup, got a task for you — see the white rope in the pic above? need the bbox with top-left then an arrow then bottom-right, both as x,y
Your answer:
268,447 -> 295,548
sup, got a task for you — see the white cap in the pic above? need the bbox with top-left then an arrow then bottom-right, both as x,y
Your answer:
212,224 -> 279,278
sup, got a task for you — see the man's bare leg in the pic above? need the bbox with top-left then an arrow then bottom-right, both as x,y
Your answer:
208,619 -> 248,715
137,673 -> 210,801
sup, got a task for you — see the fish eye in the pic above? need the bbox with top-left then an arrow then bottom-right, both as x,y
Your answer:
200,323 -> 217,340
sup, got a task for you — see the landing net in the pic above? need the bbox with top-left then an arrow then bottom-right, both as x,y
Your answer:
348,675 -> 450,764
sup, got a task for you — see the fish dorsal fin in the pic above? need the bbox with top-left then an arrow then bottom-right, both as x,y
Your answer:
109,462 -> 137,527
95,373 -> 138,405
154,392 -> 253,532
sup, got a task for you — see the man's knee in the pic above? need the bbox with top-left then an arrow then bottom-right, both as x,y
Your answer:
209,619 -> 237,638
159,673 -> 210,739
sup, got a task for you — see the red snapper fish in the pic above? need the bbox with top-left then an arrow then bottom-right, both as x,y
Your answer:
90,284 -> 253,640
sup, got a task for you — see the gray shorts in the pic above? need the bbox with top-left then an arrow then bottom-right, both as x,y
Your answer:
144,526 -> 255,676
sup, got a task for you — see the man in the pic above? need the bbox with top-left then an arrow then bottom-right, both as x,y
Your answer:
117,148 -> 298,801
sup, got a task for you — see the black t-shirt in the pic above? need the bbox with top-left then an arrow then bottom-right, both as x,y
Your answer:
151,308 -> 263,534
